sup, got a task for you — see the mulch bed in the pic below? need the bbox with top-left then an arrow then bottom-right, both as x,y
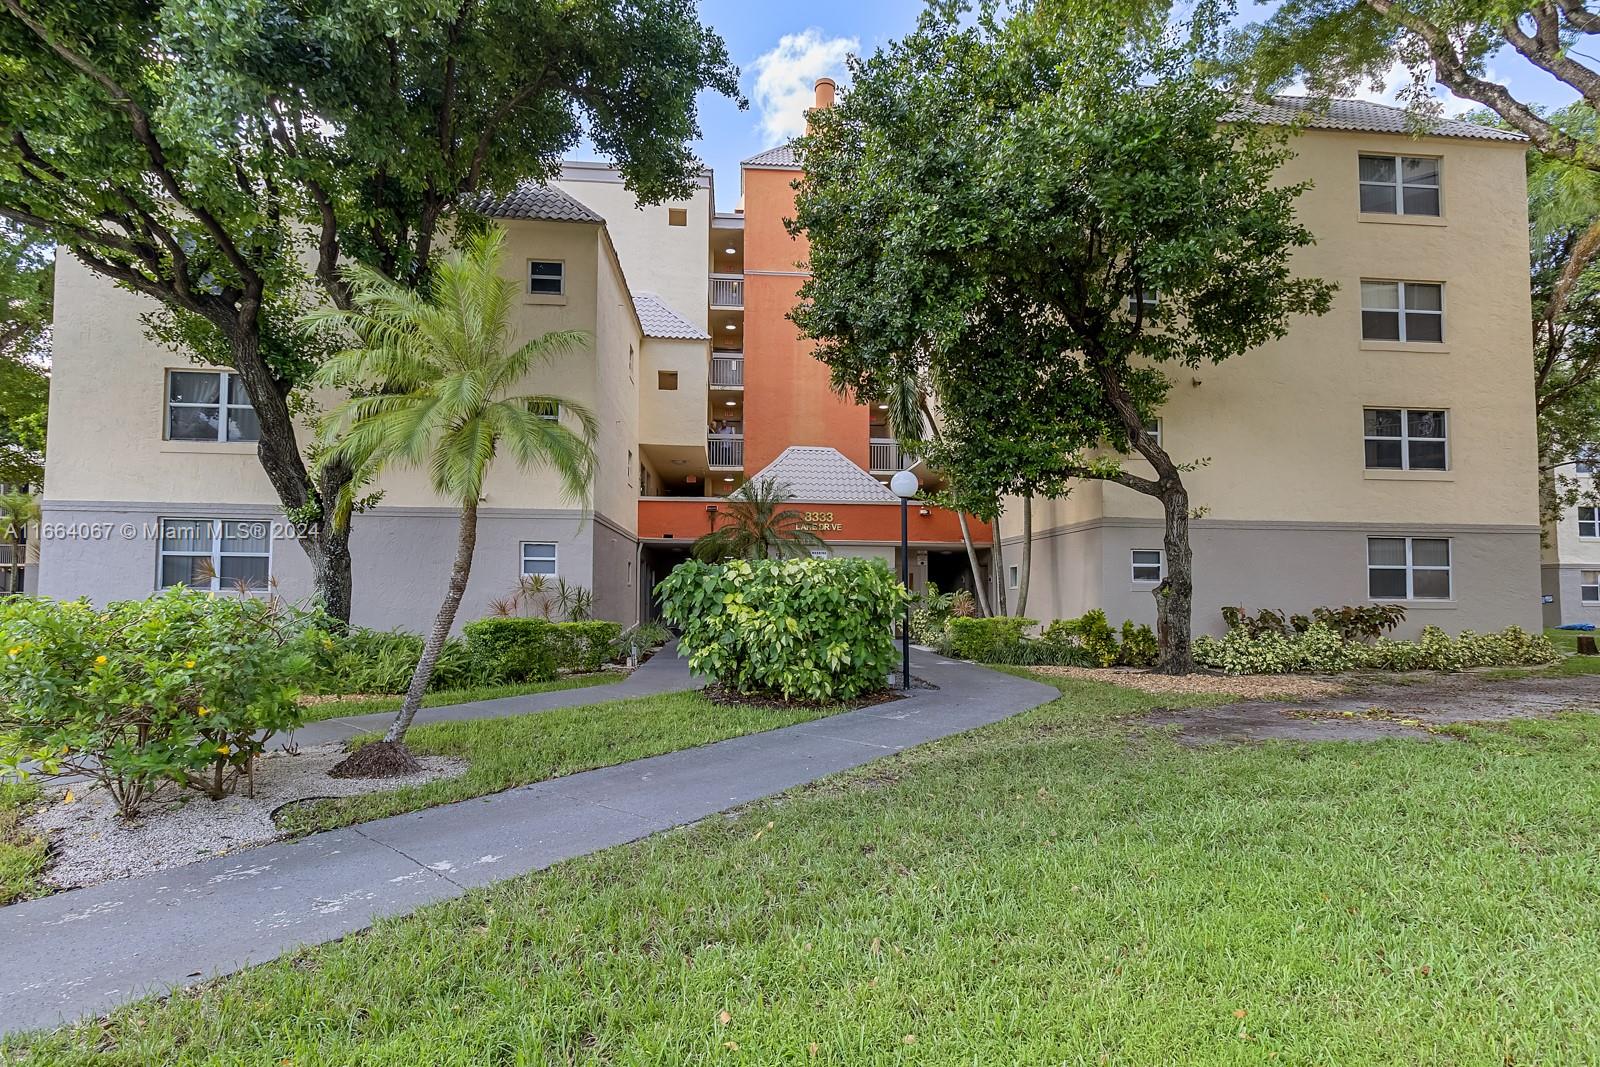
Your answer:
702,684 -> 916,712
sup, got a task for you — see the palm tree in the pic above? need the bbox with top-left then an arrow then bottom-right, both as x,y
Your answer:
307,230 -> 596,776
692,477 -> 828,561
0,490 -> 38,595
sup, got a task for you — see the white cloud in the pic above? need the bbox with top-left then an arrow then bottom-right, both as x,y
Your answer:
748,29 -> 858,144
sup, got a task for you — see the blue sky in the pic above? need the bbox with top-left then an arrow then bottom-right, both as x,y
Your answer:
674,1 -> 1581,211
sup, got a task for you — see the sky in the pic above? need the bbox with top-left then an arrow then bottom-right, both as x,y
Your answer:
645,1 -> 1583,212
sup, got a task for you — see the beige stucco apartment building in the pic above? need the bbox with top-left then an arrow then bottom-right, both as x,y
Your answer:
994,99 -> 1544,637
35,97 -> 1544,638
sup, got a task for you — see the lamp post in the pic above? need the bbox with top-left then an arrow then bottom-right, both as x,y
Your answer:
889,469 -> 919,691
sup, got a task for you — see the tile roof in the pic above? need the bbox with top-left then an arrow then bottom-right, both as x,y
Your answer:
741,144 -> 800,169
1231,95 -> 1525,142
633,292 -> 709,340
472,182 -> 605,223
746,446 -> 899,504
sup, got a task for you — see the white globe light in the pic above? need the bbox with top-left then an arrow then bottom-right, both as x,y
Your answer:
889,470 -> 919,499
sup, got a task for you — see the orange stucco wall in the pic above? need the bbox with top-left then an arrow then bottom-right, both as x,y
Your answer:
742,165 -> 872,474
639,497 -> 989,546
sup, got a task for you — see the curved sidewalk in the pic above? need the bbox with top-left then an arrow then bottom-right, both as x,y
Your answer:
0,652 -> 1057,1036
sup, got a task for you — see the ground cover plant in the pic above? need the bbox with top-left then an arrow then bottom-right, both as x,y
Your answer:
1195,620 -> 1558,675
276,690 -> 838,835
295,674 -> 619,725
0,780 -> 45,905
14,670 -> 1600,1063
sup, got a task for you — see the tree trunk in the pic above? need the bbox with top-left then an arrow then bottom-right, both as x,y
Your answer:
955,509 -> 991,617
1016,496 -> 1032,617
388,498 -> 479,743
306,528 -> 354,626
1154,483 -> 1195,675
992,512 -> 1010,617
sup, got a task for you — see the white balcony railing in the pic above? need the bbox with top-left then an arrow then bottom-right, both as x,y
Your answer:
710,273 -> 744,309
869,438 -> 914,472
708,435 -> 744,468
710,354 -> 744,388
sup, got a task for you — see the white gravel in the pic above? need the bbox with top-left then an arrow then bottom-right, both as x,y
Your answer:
23,744 -> 466,891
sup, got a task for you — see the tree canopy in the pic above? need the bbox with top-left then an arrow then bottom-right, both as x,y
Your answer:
0,224 -> 48,485
791,1 -> 1334,670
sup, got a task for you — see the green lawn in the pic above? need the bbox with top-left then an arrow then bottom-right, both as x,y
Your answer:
0,781 -> 47,906
297,671 -> 621,724
13,675 -> 1600,1064
277,690 -> 840,835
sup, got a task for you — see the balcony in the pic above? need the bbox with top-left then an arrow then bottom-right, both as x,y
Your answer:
710,353 -> 744,389
708,434 -> 744,469
869,438 -> 916,473
710,273 -> 744,310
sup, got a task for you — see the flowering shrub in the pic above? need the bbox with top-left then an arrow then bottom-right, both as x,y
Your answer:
657,557 -> 907,702
1194,621 -> 1556,675
0,589 -> 308,818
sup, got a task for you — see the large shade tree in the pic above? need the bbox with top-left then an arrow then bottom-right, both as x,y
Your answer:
0,224 -> 48,486
791,2 -> 1334,672
310,230 -> 595,776
0,0 -> 738,621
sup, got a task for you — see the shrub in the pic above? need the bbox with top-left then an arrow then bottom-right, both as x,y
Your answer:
947,616 -> 1035,662
979,637 -> 1098,667
1221,603 -> 1407,642
656,557 -> 907,702
1115,620 -> 1159,667
550,621 -> 623,673
612,621 -> 672,662
1194,621 -> 1557,675
1045,610 -> 1118,667
461,618 -> 559,683
0,589 -> 308,819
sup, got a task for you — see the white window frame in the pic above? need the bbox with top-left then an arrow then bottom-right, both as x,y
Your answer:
1583,571 -> 1600,604
157,517 -> 272,592
1131,549 -> 1164,583
1367,536 -> 1452,601
1358,154 -> 1442,217
1364,408 -> 1449,471
1580,507 -> 1600,540
1360,280 -> 1444,343
1142,418 -> 1162,449
532,400 -> 561,422
166,369 -> 258,443
1576,448 -> 1597,475
1127,288 -> 1159,315
528,259 -> 564,296
1007,565 -> 1019,589
521,541 -> 558,577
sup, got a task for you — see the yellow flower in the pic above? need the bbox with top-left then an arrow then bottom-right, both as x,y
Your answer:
94,655 -> 107,665
7,646 -> 20,657
216,744 -> 231,756
197,706 -> 211,717
184,659 -> 196,669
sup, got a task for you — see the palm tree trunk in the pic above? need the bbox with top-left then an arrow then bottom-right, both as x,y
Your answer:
955,510 -> 990,617
992,514 -> 1009,617
386,499 -> 479,743
1016,497 -> 1033,617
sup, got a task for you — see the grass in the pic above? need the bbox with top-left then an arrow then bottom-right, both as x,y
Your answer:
276,689 -> 841,835
297,671 -> 621,724
15,671 -> 1600,1064
0,781 -> 47,906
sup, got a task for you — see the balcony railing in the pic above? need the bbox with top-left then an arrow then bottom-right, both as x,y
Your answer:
708,434 -> 744,468
710,273 -> 744,309
869,438 -> 916,473
710,354 -> 744,388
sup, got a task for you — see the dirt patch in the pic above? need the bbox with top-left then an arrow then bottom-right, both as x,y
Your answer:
701,684 -> 916,712
1144,672 -> 1600,745
24,744 -> 466,892
1029,665 -> 1345,700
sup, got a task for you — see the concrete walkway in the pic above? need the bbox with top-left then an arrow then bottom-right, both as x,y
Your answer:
0,652 -> 1056,1036
284,642 -> 700,748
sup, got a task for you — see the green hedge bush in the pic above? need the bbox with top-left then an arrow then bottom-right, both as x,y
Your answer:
656,557 -> 907,702
0,589 -> 308,818
549,621 -> 623,673
1194,622 -> 1557,675
461,618 -> 559,683
947,616 -> 1035,661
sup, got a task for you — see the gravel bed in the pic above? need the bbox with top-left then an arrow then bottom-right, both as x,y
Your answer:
1026,665 -> 1346,700
23,745 -> 466,892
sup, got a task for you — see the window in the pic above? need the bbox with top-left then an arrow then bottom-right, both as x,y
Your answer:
1578,448 -> 1597,475
657,370 -> 679,390
668,207 -> 688,226
1358,154 -> 1441,216
1580,507 -> 1600,539
1131,549 -> 1163,583
528,260 -> 564,295
1364,408 -> 1447,470
1008,565 -> 1019,588
1142,419 -> 1162,448
1127,288 -> 1159,314
1584,572 -> 1600,604
1360,281 -> 1443,342
521,541 -> 557,577
1368,536 -> 1451,600
167,370 -> 259,442
531,400 -> 560,422
159,518 -> 270,591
